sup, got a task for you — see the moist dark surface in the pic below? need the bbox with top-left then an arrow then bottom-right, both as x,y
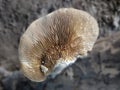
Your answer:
0,0 -> 120,90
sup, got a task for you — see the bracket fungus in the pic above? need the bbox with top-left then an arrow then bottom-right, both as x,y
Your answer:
19,8 -> 99,82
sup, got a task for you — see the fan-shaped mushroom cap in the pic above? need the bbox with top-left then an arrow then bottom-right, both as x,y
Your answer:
19,8 -> 99,82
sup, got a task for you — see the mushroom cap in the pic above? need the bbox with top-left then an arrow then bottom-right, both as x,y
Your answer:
19,8 -> 99,82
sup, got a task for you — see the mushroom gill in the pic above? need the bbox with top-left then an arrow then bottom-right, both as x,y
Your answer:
19,8 -> 99,82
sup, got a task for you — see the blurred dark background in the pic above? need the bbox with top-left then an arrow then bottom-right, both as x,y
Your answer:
0,0 -> 120,90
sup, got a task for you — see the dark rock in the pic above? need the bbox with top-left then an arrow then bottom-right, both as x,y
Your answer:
2,71 -> 37,90
0,0 -> 120,90
1,32 -> 120,90
0,0 -> 120,72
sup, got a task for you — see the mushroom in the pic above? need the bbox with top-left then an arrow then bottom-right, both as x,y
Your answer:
19,8 -> 99,82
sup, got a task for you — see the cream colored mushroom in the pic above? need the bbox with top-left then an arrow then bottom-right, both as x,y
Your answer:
19,8 -> 99,82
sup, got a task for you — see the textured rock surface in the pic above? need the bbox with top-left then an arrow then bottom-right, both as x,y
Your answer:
0,0 -> 120,90
1,32 -> 120,90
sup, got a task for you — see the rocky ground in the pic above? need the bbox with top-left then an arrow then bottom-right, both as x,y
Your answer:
0,0 -> 120,90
